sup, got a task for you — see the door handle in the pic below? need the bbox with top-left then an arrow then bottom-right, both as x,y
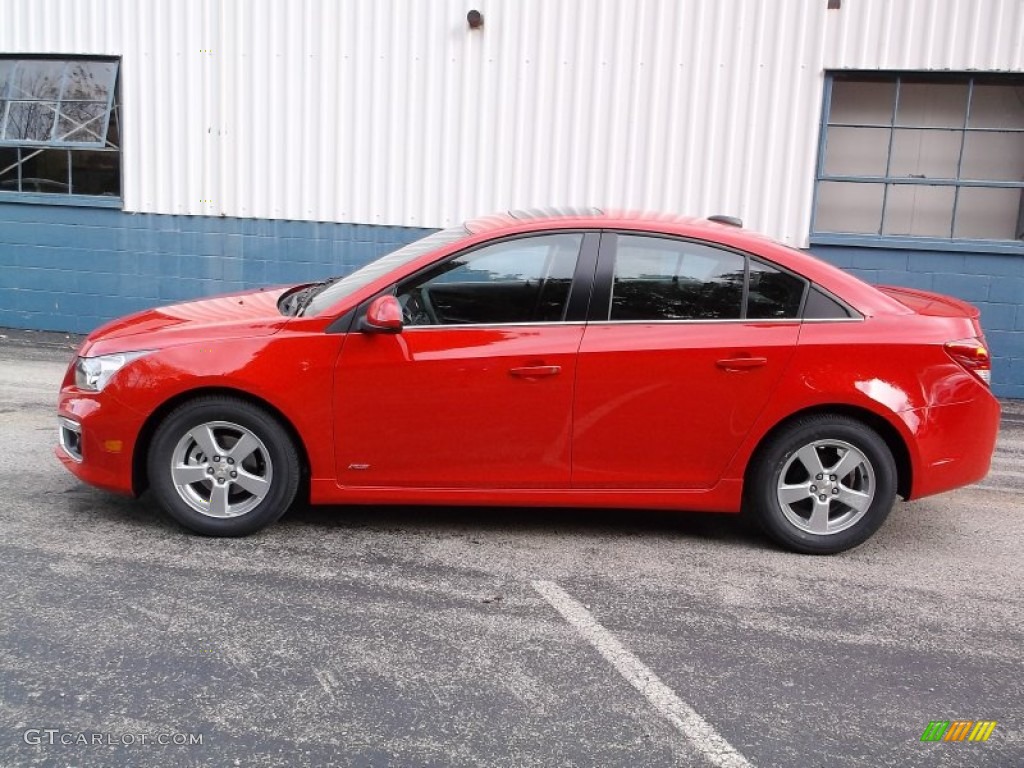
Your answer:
716,356 -> 768,371
509,365 -> 562,378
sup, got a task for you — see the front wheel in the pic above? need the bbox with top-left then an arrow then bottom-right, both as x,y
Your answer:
147,396 -> 300,536
747,415 -> 897,554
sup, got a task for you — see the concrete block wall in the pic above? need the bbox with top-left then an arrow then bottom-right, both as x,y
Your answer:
811,246 -> 1024,399
0,202 -> 430,335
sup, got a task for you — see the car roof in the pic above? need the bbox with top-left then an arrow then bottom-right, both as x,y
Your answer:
465,208 -> 775,244
465,206 -> 714,229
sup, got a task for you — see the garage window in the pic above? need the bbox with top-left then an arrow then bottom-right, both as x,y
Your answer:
0,57 -> 121,202
812,72 -> 1024,248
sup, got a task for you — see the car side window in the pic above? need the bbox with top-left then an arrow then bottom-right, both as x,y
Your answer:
803,286 -> 854,319
609,235 -> 745,320
396,233 -> 583,326
747,259 -> 806,319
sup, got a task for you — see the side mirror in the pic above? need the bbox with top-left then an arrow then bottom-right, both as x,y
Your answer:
361,295 -> 404,333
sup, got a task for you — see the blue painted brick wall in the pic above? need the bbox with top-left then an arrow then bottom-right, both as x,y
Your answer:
811,245 -> 1024,399
0,202 -> 430,337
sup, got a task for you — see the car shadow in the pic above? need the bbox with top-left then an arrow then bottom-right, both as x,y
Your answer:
281,502 -> 767,550
60,484 -> 767,552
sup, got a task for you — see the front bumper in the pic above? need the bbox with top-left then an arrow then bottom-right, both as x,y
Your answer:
56,391 -> 146,496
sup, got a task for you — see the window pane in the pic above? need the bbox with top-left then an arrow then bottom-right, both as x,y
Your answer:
961,130 -> 1024,182
106,105 -> 121,147
889,128 -> 961,180
0,60 -> 15,99
968,83 -> 1024,129
747,261 -> 805,319
6,60 -> 64,100
610,236 -> 744,321
61,60 -> 117,102
953,187 -> 1022,240
824,126 -> 890,176
397,233 -> 582,326
882,184 -> 955,237
56,101 -> 107,143
804,287 -> 853,320
4,101 -> 56,141
16,148 -> 69,193
815,181 -> 884,234
0,147 -> 19,190
896,81 -> 968,128
70,149 -> 120,196
829,80 -> 895,126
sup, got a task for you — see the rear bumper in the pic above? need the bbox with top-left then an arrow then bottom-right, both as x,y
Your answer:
905,393 -> 1001,500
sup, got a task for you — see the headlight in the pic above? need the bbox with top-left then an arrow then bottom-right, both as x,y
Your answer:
74,351 -> 152,392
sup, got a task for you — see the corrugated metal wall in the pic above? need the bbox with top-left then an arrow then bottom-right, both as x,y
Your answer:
1,0 -> 1022,245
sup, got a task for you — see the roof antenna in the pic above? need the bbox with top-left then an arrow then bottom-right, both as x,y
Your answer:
707,214 -> 743,228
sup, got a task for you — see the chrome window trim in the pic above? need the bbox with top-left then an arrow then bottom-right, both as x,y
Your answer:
402,321 -> 588,330
585,318 -> 804,326
399,317 -> 864,330
800,317 -> 866,324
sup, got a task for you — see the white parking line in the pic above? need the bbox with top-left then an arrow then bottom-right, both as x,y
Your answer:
532,580 -> 754,768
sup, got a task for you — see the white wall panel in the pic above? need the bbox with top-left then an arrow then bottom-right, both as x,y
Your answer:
1,0 -> 1021,245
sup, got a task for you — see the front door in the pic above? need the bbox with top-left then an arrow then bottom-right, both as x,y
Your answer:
334,231 -> 594,488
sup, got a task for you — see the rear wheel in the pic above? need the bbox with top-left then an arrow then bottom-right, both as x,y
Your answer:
147,396 -> 300,536
748,415 -> 897,554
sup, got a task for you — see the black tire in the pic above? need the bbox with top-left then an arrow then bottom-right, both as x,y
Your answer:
747,415 -> 897,555
147,396 -> 300,536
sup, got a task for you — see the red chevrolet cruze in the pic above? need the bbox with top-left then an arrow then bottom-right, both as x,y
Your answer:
56,210 -> 1000,553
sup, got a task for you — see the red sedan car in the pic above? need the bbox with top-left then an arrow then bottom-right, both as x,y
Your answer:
56,210 -> 999,553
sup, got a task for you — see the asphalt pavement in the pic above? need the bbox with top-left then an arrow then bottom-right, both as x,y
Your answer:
0,330 -> 1021,767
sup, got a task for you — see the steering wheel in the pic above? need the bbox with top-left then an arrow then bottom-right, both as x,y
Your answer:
399,286 -> 439,325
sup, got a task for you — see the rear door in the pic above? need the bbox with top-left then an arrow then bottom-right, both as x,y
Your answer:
334,231 -> 598,489
572,232 -> 805,489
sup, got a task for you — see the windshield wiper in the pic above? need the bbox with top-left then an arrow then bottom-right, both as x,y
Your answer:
296,276 -> 345,316
279,277 -> 341,317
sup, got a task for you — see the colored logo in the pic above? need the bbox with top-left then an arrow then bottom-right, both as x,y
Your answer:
921,720 -> 997,742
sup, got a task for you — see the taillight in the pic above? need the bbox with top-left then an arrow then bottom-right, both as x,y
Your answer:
945,338 -> 991,386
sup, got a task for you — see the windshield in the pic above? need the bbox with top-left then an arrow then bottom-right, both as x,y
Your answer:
301,225 -> 470,317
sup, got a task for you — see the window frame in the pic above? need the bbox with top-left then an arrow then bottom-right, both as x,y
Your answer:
0,55 -> 122,207
810,70 -> 1024,255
